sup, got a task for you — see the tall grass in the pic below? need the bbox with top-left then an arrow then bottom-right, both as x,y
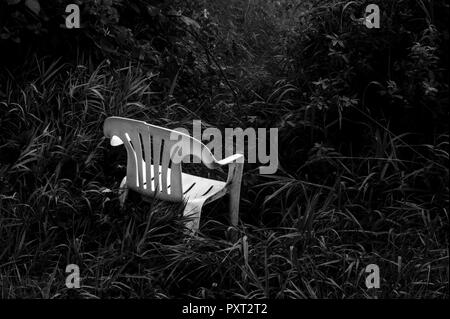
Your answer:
0,0 -> 448,298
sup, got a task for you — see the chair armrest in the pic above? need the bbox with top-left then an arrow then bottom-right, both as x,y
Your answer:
214,154 -> 244,185
110,135 -> 124,146
216,154 -> 244,166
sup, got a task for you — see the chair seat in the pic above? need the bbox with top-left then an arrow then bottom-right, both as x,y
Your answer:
136,161 -> 227,203
181,172 -> 227,201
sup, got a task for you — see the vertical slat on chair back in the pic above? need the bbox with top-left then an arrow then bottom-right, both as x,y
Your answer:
104,117 -> 183,202
145,125 -> 183,201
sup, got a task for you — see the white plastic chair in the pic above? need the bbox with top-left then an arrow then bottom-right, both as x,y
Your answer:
103,116 -> 244,232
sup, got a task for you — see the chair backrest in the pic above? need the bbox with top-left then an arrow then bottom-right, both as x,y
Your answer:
103,116 -> 217,202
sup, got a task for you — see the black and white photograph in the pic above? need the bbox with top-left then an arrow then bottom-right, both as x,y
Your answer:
0,0 -> 448,307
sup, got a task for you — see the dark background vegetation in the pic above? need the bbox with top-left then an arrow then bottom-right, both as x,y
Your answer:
0,0 -> 448,298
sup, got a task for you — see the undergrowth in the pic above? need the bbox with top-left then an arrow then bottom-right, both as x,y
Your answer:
0,0 -> 448,298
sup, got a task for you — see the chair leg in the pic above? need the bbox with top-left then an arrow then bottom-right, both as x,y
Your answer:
119,176 -> 128,208
229,163 -> 243,228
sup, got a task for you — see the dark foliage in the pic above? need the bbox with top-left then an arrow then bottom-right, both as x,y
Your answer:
0,0 -> 448,298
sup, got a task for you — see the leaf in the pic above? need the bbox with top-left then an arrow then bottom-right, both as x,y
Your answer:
147,5 -> 160,17
167,9 -> 181,17
7,0 -> 21,5
180,15 -> 200,30
25,0 -> 40,15
0,33 -> 11,40
129,3 -> 140,14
